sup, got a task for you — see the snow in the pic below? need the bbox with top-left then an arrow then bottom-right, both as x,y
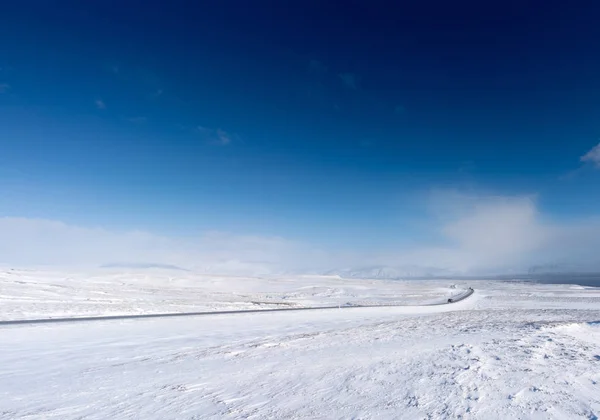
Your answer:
1,268 -> 599,419
0,268 -> 458,320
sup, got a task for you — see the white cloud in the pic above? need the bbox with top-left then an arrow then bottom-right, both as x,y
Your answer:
581,142 -> 600,167
338,72 -> 359,89
386,191 -> 600,274
443,196 -> 543,253
434,195 -> 548,272
2,192 -> 600,276
215,129 -> 231,145
95,99 -> 106,110
196,126 -> 235,146
0,218 -> 326,275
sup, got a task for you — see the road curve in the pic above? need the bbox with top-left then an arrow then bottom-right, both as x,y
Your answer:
0,288 -> 474,327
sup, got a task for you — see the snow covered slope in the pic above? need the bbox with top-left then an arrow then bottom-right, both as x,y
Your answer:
0,269 -> 599,419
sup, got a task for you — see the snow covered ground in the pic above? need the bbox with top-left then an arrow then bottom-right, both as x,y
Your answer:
0,268 -> 460,320
1,269 -> 599,419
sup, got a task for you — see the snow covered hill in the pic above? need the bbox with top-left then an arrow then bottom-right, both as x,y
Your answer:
0,268 -> 599,419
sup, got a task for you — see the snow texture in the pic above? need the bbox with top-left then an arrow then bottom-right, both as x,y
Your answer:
1,268 -> 599,419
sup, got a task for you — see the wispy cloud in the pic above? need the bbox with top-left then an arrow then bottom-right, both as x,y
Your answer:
581,142 -> 600,167
95,99 -> 106,110
0,218 -> 315,274
196,126 -> 235,146
215,129 -> 232,146
338,72 -> 359,89
0,83 -> 10,93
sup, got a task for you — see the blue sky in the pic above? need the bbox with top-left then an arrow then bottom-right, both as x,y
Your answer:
1,1 -> 600,273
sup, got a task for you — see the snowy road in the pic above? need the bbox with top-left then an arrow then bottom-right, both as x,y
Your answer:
0,288 -> 474,326
0,271 -> 599,419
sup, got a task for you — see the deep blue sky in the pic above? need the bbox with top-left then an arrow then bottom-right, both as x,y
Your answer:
1,0 -> 600,249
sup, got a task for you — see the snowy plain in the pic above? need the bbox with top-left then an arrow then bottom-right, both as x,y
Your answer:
0,268 -> 599,419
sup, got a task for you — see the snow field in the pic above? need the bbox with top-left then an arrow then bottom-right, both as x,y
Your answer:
0,269 -> 599,419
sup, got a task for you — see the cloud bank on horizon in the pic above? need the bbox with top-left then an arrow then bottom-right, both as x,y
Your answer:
2,189 -> 599,276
